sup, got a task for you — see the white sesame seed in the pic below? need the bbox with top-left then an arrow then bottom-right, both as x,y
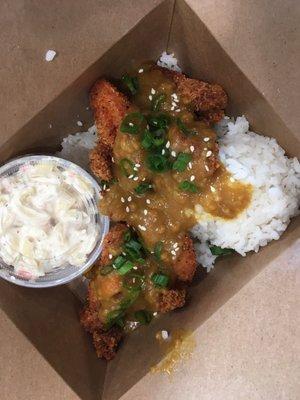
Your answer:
162,149 -> 166,155
161,330 -> 169,340
136,163 -> 141,167
171,151 -> 177,157
171,250 -> 176,256
149,95 -> 153,101
133,266 -> 138,270
45,49 -> 56,62
166,141 -> 170,148
111,157 -> 115,163
103,184 -> 107,190
206,150 -> 212,157
173,242 -> 178,248
204,137 -> 210,142
144,209 -> 148,215
133,176 -> 139,181
188,162 -> 192,169
153,312 -> 158,316
126,206 -> 130,212
190,175 -> 195,182
128,196 -> 132,202
138,225 -> 146,231
190,145 -> 195,152
121,197 -> 125,203
128,174 -> 134,179
133,167 -> 138,171
175,109 -> 181,112
205,165 -> 209,172
172,102 -> 177,107
128,122 -> 134,127
210,186 -> 216,193
77,120 -> 83,127
146,199 -> 151,204
151,88 -> 156,94
138,68 -> 144,73
106,188 -> 110,192
109,254 -> 113,260
170,106 -> 175,111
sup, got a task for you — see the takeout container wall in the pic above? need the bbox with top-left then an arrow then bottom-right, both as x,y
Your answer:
0,1 -> 299,399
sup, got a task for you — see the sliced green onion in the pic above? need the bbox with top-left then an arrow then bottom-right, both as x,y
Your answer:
120,112 -> 145,135
106,309 -> 125,329
123,230 -> 132,242
134,310 -> 153,325
154,241 -> 163,261
151,273 -> 169,288
134,182 -> 152,195
117,260 -> 134,276
147,114 -> 171,130
151,93 -> 166,112
120,288 -> 141,309
122,75 -> 139,95
146,153 -> 171,173
209,245 -> 234,256
172,152 -> 192,172
177,118 -> 197,136
141,130 -> 153,149
100,265 -> 114,276
178,180 -> 198,193
113,255 -> 126,269
120,158 -> 135,177
124,239 -> 143,261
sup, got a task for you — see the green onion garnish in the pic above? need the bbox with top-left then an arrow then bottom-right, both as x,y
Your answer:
209,245 -> 234,256
178,180 -> 198,193
122,75 -> 139,95
124,239 -> 144,261
120,288 -> 141,309
120,158 -> 135,177
151,93 -> 166,112
154,241 -> 163,261
151,273 -> 169,288
134,182 -> 152,195
146,153 -> 171,173
172,152 -> 192,172
134,310 -> 153,325
123,230 -> 131,242
117,260 -> 134,276
106,309 -> 125,329
141,130 -> 153,149
100,265 -> 114,276
113,255 -> 126,269
177,118 -> 197,136
141,129 -> 166,149
120,112 -> 145,135
147,114 -> 171,130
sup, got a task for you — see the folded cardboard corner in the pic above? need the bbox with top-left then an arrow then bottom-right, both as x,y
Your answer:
0,1 -> 298,399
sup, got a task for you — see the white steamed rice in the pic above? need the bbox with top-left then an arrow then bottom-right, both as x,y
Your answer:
192,116 -> 300,269
57,53 -> 300,270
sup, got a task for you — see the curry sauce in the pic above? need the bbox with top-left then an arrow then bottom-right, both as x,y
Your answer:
100,64 -> 252,255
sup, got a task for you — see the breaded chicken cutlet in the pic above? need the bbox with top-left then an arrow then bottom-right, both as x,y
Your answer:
80,224 -> 192,359
82,61 -> 228,360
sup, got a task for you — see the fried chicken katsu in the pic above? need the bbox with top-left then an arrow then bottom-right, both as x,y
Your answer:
81,223 -> 189,359
81,62 -> 252,360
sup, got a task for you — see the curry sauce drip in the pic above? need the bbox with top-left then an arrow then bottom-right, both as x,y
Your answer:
100,64 -> 252,256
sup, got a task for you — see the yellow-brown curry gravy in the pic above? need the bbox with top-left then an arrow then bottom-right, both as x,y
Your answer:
100,64 -> 252,260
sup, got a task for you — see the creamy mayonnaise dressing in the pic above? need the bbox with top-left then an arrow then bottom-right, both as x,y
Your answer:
0,162 -> 98,278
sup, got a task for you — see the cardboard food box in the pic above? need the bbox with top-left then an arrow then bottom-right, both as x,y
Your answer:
0,0 -> 299,399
